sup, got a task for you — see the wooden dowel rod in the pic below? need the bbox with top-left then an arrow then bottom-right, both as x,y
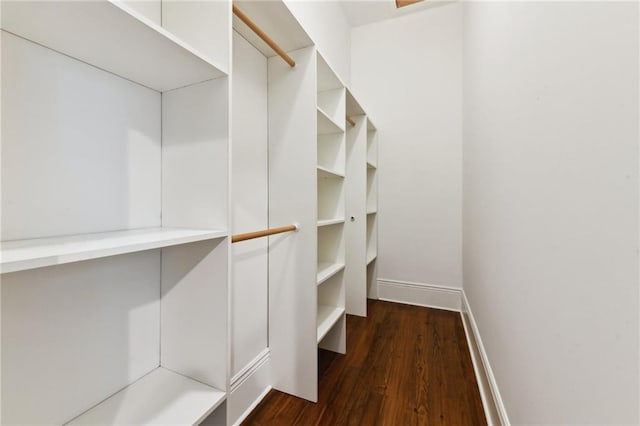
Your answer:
346,115 -> 356,127
232,224 -> 298,243
233,4 -> 296,68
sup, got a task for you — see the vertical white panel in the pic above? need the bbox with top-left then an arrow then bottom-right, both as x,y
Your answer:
1,253 -> 161,425
1,32 -> 161,241
268,46 -> 318,402
161,239 -> 227,391
345,115 -> 367,316
162,77 -> 229,230
231,31 -> 268,377
162,0 -> 230,73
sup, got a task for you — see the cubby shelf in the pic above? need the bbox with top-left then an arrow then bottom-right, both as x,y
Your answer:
317,107 -> 344,135
317,165 -> 345,179
0,227 -> 227,274
67,367 -> 226,426
316,305 -> 345,343
317,218 -> 345,227
317,262 -> 345,286
367,210 -> 377,215
367,253 -> 377,265
0,0 -> 227,92
367,161 -> 377,169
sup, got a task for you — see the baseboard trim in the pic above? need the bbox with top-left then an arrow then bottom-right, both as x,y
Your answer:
460,291 -> 510,425
229,348 -> 272,426
377,278 -> 462,311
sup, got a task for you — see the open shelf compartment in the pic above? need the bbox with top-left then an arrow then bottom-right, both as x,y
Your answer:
316,305 -> 345,343
0,1 -> 228,92
67,367 -> 225,425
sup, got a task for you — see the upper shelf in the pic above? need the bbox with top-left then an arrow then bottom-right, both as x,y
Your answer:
0,1 -> 227,92
67,367 -> 226,425
317,107 -> 345,135
0,227 -> 227,274
232,0 -> 313,59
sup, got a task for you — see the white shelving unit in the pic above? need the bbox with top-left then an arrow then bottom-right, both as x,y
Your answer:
316,53 -> 347,356
1,1 -> 230,424
366,118 -> 379,300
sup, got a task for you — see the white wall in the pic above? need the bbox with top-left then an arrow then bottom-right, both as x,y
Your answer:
285,0 -> 351,85
463,2 -> 639,424
351,3 -> 463,288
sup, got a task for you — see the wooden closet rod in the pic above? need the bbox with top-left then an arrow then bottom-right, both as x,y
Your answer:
346,115 -> 356,127
233,4 -> 296,68
232,224 -> 299,243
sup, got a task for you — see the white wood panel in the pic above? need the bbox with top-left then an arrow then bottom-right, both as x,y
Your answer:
122,1 -> 161,26
161,239 -> 228,391
317,262 -> 345,286
162,78 -> 229,230
0,1 -> 226,91
67,367 -> 226,425
345,114 -> 367,316
1,32 -> 161,241
232,0 -> 313,58
316,305 -> 344,343
268,46 -> 318,403
317,53 -> 343,92
317,166 -> 345,179
0,227 -> 226,274
1,252 -> 160,425
162,1 -> 230,73
231,31 -> 268,377
317,219 -> 345,227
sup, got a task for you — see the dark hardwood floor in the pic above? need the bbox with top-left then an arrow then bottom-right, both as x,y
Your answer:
242,299 -> 486,426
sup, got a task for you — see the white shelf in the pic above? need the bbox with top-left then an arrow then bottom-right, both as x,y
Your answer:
367,253 -> 377,265
367,210 -> 378,215
317,107 -> 344,135
317,262 -> 345,286
0,227 -> 227,274
67,367 -> 225,425
317,218 -> 345,227
317,305 -> 345,343
367,161 -> 377,169
317,165 -> 345,179
1,1 -> 227,92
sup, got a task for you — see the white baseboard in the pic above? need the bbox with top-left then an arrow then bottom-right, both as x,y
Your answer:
460,291 -> 510,426
228,348 -> 272,426
377,278 -> 462,311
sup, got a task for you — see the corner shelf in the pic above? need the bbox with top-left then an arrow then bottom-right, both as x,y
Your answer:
317,107 -> 344,135
316,305 -> 345,343
67,367 -> 226,425
317,218 -> 345,227
317,262 -> 345,286
1,1 -> 227,92
0,227 -> 227,274
317,165 -> 345,179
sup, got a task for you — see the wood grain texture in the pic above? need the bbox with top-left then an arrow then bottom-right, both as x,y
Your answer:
243,300 -> 486,425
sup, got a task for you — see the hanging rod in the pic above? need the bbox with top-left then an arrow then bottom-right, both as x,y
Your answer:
232,4 -> 296,68
346,115 -> 356,127
232,224 -> 299,243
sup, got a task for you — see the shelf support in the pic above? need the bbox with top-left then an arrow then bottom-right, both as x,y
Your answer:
232,4 -> 296,68
345,115 -> 356,127
232,224 -> 298,243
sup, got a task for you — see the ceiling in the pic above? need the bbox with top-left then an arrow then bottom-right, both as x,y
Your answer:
339,0 -> 454,28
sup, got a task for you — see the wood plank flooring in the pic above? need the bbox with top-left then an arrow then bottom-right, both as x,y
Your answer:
242,299 -> 486,425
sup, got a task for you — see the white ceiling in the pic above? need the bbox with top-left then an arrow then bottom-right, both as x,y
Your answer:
338,0 -> 454,28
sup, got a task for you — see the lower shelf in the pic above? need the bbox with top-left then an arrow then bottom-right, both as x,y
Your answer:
317,305 -> 345,343
68,367 -> 226,425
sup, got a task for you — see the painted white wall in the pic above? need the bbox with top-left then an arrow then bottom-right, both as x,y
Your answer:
463,2 -> 639,424
285,0 -> 351,85
351,3 -> 463,288
231,31 -> 268,378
